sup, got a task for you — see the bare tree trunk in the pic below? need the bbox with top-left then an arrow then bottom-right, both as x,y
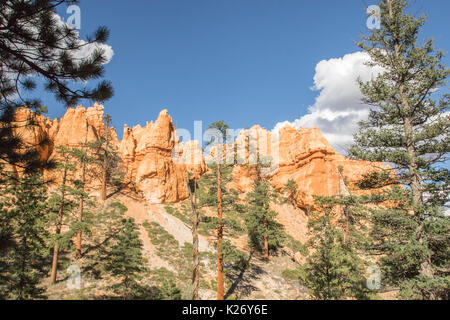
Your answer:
217,163 -> 224,300
76,157 -> 86,259
187,173 -> 199,300
50,242 -> 59,284
50,156 -> 68,285
101,154 -> 107,201
101,123 -> 111,202
75,197 -> 83,259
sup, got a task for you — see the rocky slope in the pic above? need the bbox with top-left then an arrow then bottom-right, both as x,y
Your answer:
10,104 -> 391,299
11,103 -> 385,209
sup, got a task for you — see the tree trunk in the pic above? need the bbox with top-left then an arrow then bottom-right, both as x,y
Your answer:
101,154 -> 107,201
387,0 -> 434,296
76,158 -> 86,259
345,217 -> 350,246
50,243 -> 59,284
187,173 -> 199,300
19,237 -> 26,300
75,197 -> 83,259
101,125 -> 110,202
50,157 -> 68,285
263,214 -> 269,259
217,163 -> 224,300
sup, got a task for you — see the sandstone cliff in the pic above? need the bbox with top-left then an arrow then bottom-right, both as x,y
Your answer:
119,109 -> 206,203
12,104 -> 385,208
11,104 -> 206,203
225,124 -> 389,212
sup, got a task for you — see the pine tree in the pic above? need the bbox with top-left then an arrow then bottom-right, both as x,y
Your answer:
159,279 -> 182,300
186,171 -> 200,300
89,114 -> 122,202
0,0 -> 113,175
205,120 -> 229,300
80,201 -> 128,279
301,197 -> 370,300
243,136 -> 285,259
67,145 -> 95,259
0,167 -> 15,256
102,218 -> 149,299
221,239 -> 250,299
48,146 -> 77,285
245,179 -> 285,259
197,161 -> 244,300
282,179 -> 298,207
350,0 -> 449,299
0,173 -> 49,299
198,127 -> 245,299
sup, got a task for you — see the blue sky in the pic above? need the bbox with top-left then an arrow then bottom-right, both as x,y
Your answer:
40,0 -> 449,144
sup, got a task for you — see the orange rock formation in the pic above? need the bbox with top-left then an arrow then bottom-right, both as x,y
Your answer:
227,124 -> 389,212
11,105 -> 205,203
119,109 -> 206,203
11,105 -> 385,208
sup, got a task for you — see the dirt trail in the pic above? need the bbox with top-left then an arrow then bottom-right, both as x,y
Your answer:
116,194 -> 311,300
147,207 -> 213,252
116,195 -> 174,270
117,194 -> 214,264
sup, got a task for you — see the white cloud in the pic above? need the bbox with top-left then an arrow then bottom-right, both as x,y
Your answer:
273,51 -> 383,154
52,13 -> 114,64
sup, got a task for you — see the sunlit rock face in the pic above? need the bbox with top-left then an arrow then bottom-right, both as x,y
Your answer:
12,105 -> 386,207
119,109 -> 206,203
224,124 -> 389,212
12,105 -> 205,204
11,103 -> 119,188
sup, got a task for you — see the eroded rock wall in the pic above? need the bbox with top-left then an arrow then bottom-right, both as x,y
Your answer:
12,105 -> 385,207
11,105 -> 205,203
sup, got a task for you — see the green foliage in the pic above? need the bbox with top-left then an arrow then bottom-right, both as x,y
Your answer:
102,218 -> 149,299
282,179 -> 298,206
219,239 -> 250,293
81,201 -> 131,278
143,221 -> 179,253
350,0 -> 450,299
149,267 -> 176,283
143,221 -> 194,282
47,146 -> 81,252
198,164 -> 240,208
244,180 -> 285,255
285,234 -> 309,257
302,210 -> 370,300
0,173 -> 49,299
281,268 -> 305,281
222,239 -> 250,272
0,0 -> 113,175
165,203 -> 193,227
369,191 -> 450,299
87,114 -> 124,190
206,121 -> 230,146
196,162 -> 245,237
159,279 -> 182,300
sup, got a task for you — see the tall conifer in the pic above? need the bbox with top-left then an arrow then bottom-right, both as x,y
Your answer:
350,0 -> 449,299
